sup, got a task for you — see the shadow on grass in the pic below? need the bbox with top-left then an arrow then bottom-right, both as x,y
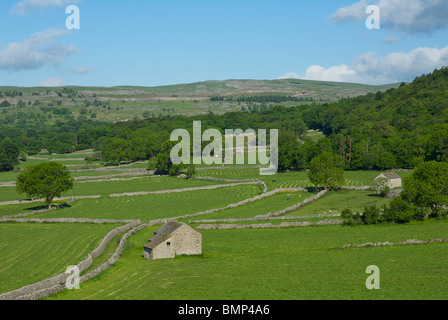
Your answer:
24,205 -> 48,211
24,203 -> 72,211
366,193 -> 384,198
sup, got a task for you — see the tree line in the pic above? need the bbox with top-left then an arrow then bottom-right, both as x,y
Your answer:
210,95 -> 313,103
1,67 -> 447,173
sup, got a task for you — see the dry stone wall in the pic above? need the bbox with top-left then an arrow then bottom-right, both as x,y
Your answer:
342,238 -> 448,249
194,176 -> 268,193
0,218 -> 138,224
74,171 -> 152,181
195,165 -> 265,171
70,168 -> 150,173
191,213 -> 341,224
0,195 -> 101,207
341,186 -> 371,190
196,219 -> 342,230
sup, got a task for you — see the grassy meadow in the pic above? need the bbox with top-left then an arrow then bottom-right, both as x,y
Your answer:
0,152 -> 446,300
28,184 -> 262,221
0,222 -> 123,294
48,219 -> 448,300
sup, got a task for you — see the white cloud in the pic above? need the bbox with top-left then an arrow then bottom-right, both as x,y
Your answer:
11,0 -> 80,15
0,29 -> 77,71
330,0 -> 369,24
303,65 -> 356,83
382,36 -> 400,44
300,46 -> 448,84
38,77 -> 64,87
330,0 -> 448,34
277,71 -> 299,80
70,66 -> 93,74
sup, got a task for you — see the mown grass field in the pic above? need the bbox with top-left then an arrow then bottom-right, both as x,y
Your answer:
284,190 -> 394,217
0,176 -> 230,202
29,184 -> 262,221
48,219 -> 448,300
1,159 -> 446,300
187,191 -> 314,221
0,222 -> 123,294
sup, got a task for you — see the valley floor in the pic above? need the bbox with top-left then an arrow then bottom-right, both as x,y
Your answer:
0,156 -> 445,300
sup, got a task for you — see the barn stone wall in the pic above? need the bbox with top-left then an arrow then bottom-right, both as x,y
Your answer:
145,224 -> 202,260
172,225 -> 202,256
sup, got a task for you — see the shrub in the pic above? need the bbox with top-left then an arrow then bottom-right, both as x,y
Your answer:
147,158 -> 157,170
380,198 -> 415,224
394,210 -> 414,224
341,208 -> 354,225
413,208 -> 427,221
373,176 -> 390,197
361,206 -> 380,225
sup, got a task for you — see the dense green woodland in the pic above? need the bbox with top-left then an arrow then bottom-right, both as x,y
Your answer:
1,67 -> 448,171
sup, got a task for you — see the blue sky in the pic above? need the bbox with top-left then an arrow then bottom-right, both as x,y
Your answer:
1,0 -> 447,87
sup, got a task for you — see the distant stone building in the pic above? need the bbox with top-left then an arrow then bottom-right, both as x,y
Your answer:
144,221 -> 202,260
375,172 -> 402,189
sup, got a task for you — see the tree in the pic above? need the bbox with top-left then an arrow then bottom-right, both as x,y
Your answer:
373,176 -> 390,197
278,131 -> 300,171
185,164 -> 196,178
16,162 -> 74,209
361,206 -> 380,225
382,198 -> 414,224
341,208 -> 354,225
0,138 -> 20,172
308,152 -> 345,189
401,161 -> 448,217
101,138 -> 132,165
154,140 -> 186,176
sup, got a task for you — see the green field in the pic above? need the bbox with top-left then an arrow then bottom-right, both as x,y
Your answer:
28,184 -> 262,221
1,161 -> 446,301
284,190 -> 394,217
0,176 -> 231,202
48,219 -> 448,300
189,191 -> 314,220
0,222 -> 123,294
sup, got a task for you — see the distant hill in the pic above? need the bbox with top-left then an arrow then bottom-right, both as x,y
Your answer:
0,78 -> 403,123
1,78 -> 402,100
108,79 -> 401,100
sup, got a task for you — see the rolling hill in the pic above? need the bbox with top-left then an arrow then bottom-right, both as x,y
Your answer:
0,79 -> 402,122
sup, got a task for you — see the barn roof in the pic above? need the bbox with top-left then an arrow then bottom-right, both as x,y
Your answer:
144,234 -> 172,250
154,221 -> 183,235
144,221 -> 184,250
378,172 -> 401,180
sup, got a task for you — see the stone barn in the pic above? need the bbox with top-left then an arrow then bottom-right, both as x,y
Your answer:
144,221 -> 202,260
375,172 -> 402,189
